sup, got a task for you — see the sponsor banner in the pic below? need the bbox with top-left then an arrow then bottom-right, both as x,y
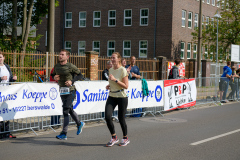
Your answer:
168,62 -> 185,77
0,83 -> 62,121
74,80 -> 164,114
164,79 -> 196,111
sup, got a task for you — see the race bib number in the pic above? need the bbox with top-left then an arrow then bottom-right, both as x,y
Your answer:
60,87 -> 70,95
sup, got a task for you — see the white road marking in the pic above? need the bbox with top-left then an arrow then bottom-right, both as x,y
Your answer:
190,129 -> 240,146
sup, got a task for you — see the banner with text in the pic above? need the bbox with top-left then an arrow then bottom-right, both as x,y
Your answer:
73,80 -> 164,114
164,79 -> 196,111
0,83 -> 62,121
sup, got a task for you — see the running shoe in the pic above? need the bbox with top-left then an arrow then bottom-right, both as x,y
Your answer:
119,138 -> 130,146
56,132 -> 67,140
106,137 -> 119,147
77,122 -> 85,135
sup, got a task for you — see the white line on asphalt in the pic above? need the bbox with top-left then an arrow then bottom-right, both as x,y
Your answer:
190,129 -> 240,146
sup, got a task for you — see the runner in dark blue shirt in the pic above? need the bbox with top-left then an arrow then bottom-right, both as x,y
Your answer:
125,56 -> 140,80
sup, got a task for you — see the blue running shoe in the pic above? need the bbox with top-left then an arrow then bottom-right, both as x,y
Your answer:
56,132 -> 67,140
77,122 -> 85,135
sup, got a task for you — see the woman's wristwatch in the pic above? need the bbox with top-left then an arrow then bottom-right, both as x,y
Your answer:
115,80 -> 118,83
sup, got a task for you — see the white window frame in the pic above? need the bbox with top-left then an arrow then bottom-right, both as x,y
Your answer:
65,12 -> 72,28
187,43 -> 191,59
194,13 -> 198,30
188,12 -> 192,29
212,0 -> 215,6
108,10 -> 116,27
107,41 -> 115,57
93,11 -> 101,27
205,45 -> 208,59
79,11 -> 86,28
124,9 -> 132,26
193,44 -> 197,59
140,8 -> 149,26
182,10 -> 186,27
202,15 -> 205,28
206,16 -> 209,29
65,41 -> 72,53
123,40 -> 131,57
78,41 -> 86,55
181,42 -> 185,59
92,41 -> 100,54
207,0 -> 210,4
202,0 -> 205,2
139,40 -> 148,58
217,0 -> 220,7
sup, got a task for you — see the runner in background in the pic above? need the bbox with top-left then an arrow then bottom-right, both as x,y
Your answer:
51,49 -> 85,140
105,52 -> 130,147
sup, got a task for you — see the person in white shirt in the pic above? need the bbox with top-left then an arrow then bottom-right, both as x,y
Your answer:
0,51 -> 17,85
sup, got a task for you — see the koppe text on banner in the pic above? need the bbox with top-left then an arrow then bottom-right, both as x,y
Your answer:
74,80 -> 164,115
0,83 -> 62,121
164,79 -> 196,111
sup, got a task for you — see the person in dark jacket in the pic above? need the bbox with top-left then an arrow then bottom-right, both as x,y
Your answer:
102,60 -> 112,81
168,59 -> 185,79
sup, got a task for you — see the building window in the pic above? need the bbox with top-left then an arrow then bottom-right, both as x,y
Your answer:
123,40 -> 131,57
193,44 -> 197,59
202,0 -> 205,2
78,41 -> 86,55
140,9 -> 149,26
108,10 -> 116,27
194,13 -> 198,30
202,15 -> 204,29
217,0 -> 220,7
212,0 -> 215,6
45,31 -> 47,47
65,41 -> 72,53
187,43 -> 191,59
93,41 -> 100,53
124,9 -> 132,26
206,17 -> 209,30
107,41 -> 115,56
207,0 -> 210,4
181,42 -> 185,59
204,45 -> 208,59
93,11 -> 101,27
65,12 -> 72,28
188,12 -> 192,28
182,10 -> 186,27
79,11 -> 86,27
139,40 -> 148,57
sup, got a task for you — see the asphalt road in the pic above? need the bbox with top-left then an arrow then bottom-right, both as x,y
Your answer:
1,103 -> 240,160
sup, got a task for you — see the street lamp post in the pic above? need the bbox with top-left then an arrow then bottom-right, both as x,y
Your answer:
214,12 -> 221,102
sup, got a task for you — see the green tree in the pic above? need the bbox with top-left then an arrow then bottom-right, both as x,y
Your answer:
191,0 -> 240,61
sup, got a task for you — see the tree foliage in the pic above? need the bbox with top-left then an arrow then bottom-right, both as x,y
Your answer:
191,0 -> 240,61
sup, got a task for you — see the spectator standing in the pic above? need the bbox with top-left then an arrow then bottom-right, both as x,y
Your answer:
168,59 -> 185,79
125,56 -> 140,80
121,58 -> 132,78
227,66 -> 239,100
102,60 -> 112,81
0,51 -> 17,138
219,61 -> 232,103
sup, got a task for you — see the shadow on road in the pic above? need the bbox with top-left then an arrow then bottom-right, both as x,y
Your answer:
10,137 -> 105,147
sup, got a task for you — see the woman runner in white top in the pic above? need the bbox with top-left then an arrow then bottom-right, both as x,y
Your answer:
105,52 -> 130,147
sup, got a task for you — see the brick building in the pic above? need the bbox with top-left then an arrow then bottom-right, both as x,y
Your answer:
36,0 -> 219,60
